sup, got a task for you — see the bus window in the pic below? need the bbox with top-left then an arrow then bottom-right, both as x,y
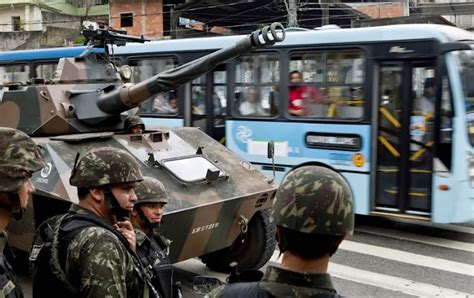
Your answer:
129,57 -> 178,115
454,48 -> 474,146
411,66 -> 435,156
192,72 -> 226,117
192,76 -> 206,115
438,75 -> 453,170
214,69 -> 227,115
0,64 -> 29,86
289,50 -> 365,119
35,63 -> 57,81
233,54 -> 279,117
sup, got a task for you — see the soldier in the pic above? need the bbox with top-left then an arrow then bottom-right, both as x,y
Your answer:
0,127 -> 46,297
124,115 -> 145,134
131,176 -> 177,298
32,147 -> 155,297
212,165 -> 354,297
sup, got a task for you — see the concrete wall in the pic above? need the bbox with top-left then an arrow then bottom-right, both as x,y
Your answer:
0,26 -> 81,51
351,3 -> 405,19
43,11 -> 82,30
109,0 -> 164,40
0,5 -> 43,32
417,0 -> 474,30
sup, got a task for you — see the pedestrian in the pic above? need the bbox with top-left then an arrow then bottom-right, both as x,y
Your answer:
31,147 -> 155,297
0,127 -> 46,297
131,176 -> 177,298
211,165 -> 354,297
124,115 -> 145,134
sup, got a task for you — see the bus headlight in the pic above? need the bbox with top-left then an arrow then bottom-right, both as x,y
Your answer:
119,65 -> 132,81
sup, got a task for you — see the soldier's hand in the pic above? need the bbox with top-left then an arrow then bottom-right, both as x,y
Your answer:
114,220 -> 136,252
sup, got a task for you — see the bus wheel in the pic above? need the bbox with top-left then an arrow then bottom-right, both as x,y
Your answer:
200,209 -> 276,273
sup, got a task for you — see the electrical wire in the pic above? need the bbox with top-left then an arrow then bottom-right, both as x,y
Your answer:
0,1 -> 472,35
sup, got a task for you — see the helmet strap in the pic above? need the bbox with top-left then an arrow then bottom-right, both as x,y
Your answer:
136,204 -> 159,231
102,186 -> 130,223
276,226 -> 289,254
0,193 -> 24,220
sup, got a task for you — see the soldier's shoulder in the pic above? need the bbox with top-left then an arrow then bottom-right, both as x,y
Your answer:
213,282 -> 270,298
68,226 -> 124,253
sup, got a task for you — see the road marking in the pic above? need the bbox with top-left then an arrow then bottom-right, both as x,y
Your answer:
177,254 -> 473,297
268,251 -> 473,297
328,263 -> 473,297
340,240 -> 474,276
356,226 -> 474,252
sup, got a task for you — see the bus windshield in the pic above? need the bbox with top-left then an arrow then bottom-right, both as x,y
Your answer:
453,45 -> 474,146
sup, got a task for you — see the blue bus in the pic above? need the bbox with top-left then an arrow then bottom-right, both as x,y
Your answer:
0,46 -> 101,84
1,24 -> 472,223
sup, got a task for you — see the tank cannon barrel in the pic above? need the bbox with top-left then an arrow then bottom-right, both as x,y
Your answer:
97,22 -> 285,114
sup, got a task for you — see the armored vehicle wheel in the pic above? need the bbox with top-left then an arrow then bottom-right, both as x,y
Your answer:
200,210 -> 276,273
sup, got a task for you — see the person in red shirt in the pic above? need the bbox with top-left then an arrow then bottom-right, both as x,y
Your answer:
289,70 -> 323,116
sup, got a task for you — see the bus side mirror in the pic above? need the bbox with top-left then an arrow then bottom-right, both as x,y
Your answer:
267,141 -> 275,159
267,141 -> 275,184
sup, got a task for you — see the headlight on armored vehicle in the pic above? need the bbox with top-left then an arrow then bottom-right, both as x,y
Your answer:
119,65 -> 132,81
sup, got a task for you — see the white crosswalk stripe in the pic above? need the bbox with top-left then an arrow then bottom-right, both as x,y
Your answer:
339,240 -> 474,276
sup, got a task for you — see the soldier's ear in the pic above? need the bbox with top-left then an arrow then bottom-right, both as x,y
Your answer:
89,187 -> 104,203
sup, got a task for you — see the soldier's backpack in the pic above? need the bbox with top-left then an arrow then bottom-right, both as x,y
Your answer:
29,212 -> 136,297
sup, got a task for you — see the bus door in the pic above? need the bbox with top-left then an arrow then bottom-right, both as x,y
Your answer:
374,60 -> 437,218
190,64 -> 227,143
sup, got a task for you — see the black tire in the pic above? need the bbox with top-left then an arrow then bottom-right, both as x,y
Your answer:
200,209 -> 276,273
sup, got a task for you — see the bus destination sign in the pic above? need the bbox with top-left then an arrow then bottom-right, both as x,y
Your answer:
305,132 -> 362,151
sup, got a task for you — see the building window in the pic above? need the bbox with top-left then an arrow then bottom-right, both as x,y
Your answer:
120,13 -> 133,27
12,16 -> 22,31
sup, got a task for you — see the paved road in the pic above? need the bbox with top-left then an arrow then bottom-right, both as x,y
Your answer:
17,215 -> 474,297
175,215 -> 474,297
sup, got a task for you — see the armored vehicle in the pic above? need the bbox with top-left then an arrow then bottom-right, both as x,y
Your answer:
1,24 -> 285,272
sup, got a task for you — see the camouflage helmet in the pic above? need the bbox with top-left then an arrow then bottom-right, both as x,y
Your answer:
70,147 -> 143,188
135,176 -> 168,205
124,116 -> 145,133
0,128 -> 46,192
270,166 -> 354,236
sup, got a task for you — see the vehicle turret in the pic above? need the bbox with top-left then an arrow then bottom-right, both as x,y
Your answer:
0,24 -> 284,135
5,24 -> 285,274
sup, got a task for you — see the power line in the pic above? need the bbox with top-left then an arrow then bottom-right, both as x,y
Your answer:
0,2 -> 472,33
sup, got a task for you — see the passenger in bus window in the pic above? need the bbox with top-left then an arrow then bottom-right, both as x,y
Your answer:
288,70 -> 323,116
239,87 -> 266,116
417,78 -> 435,120
153,90 -> 178,114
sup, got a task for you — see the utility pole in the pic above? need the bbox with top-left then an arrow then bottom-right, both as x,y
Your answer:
170,5 -> 178,39
321,0 -> 329,26
287,0 -> 298,27
404,0 -> 410,16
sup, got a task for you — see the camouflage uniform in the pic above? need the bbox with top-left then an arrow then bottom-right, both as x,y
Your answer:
0,128 -> 46,298
212,166 -> 354,298
133,177 -> 174,298
63,204 -> 149,297
46,147 -> 153,297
